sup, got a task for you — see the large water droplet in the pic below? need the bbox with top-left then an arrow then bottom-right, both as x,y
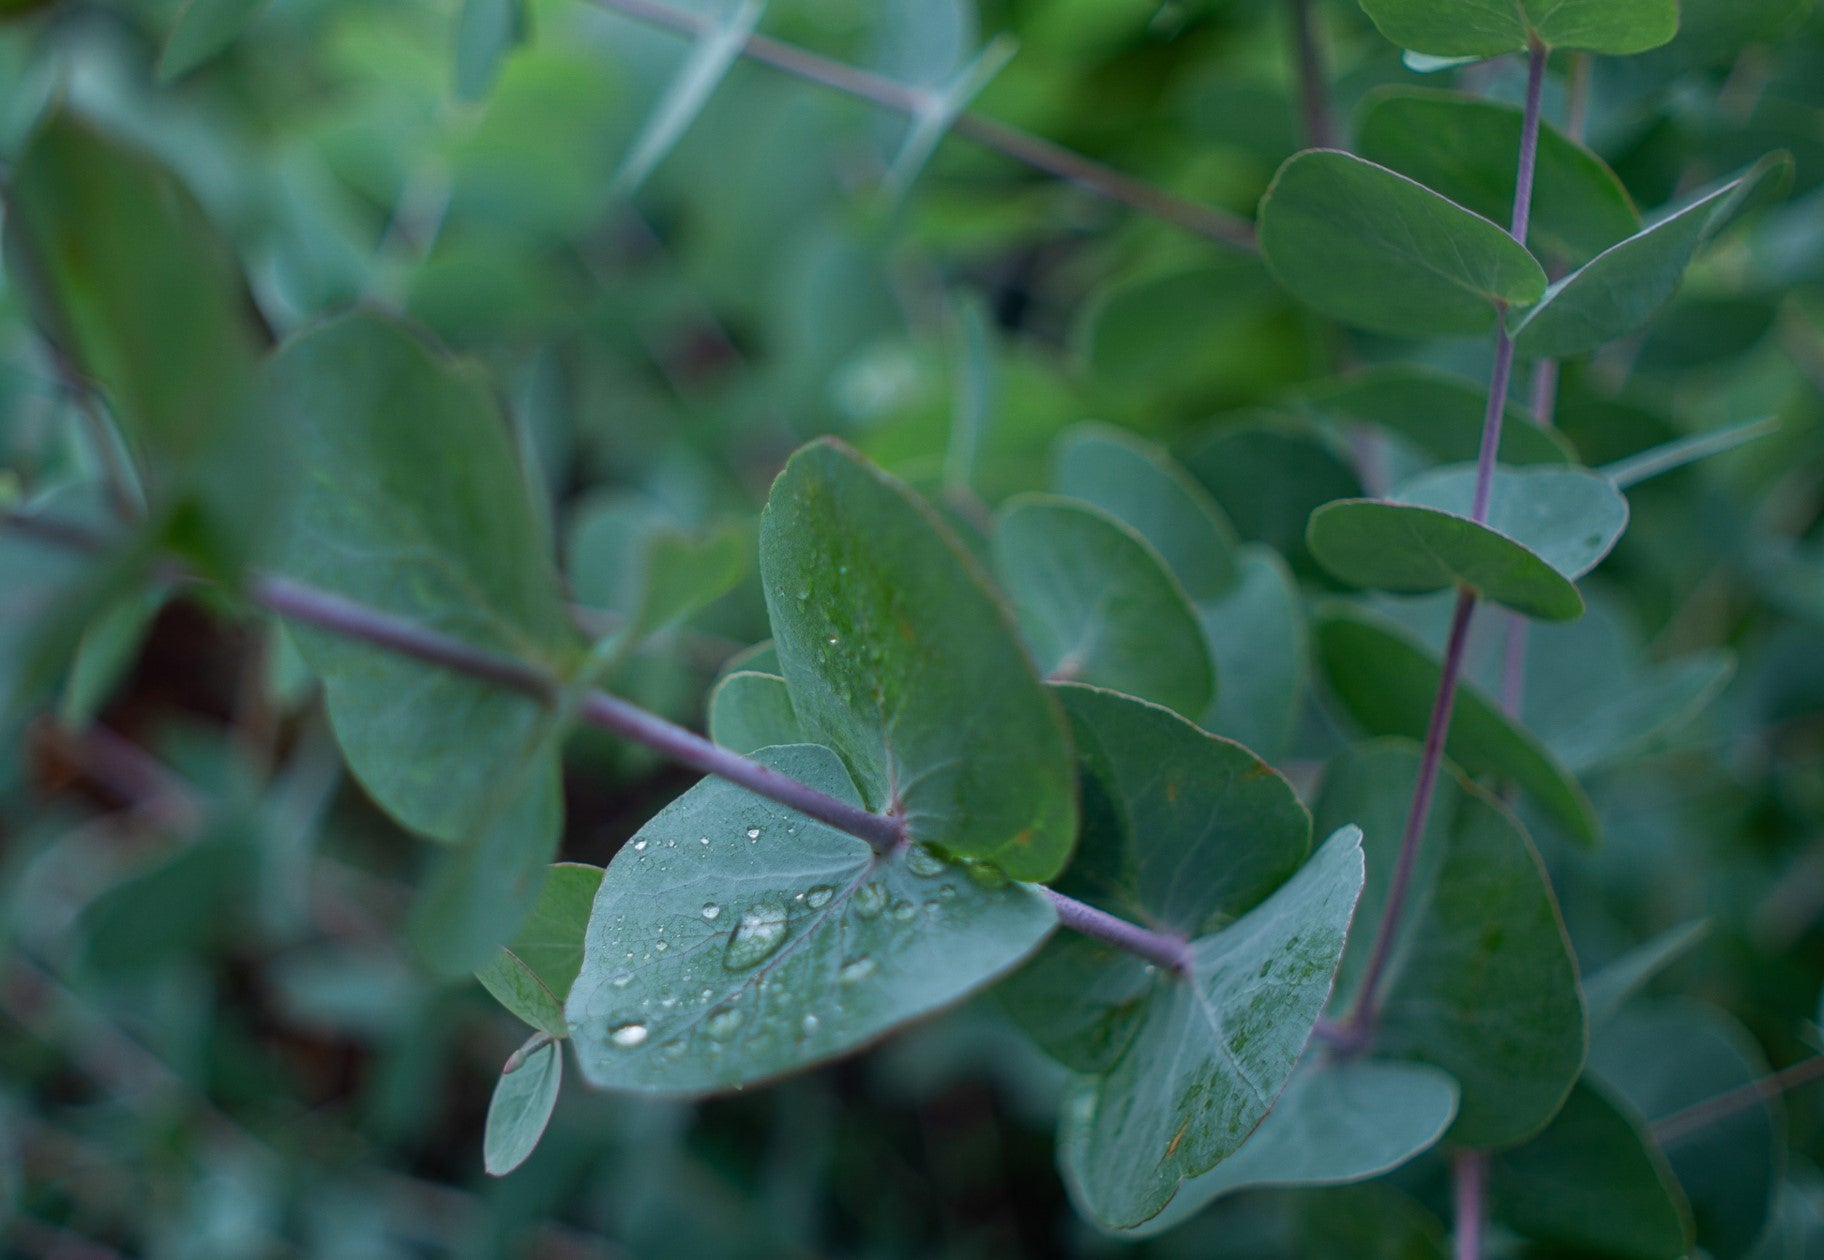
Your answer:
609,1022 -> 649,1048
804,885 -> 835,909
746,827 -> 761,840
840,957 -> 876,985
724,902 -> 790,970
852,882 -> 888,920
706,1006 -> 744,1042
904,846 -> 947,878
701,902 -> 722,921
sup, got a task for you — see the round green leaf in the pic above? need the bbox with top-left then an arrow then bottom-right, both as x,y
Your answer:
1397,463 -> 1631,582
1197,545 -> 1307,762
483,1040 -> 561,1176
1056,826 -> 1365,1230
565,745 -> 1058,1096
1315,606 -> 1599,846
1317,740 -> 1586,1148
1000,685 -> 1312,1071
1053,423 -> 1240,600
707,671 -> 805,755
1127,1060 -> 1460,1237
1489,1081 -> 1694,1258
1183,417 -> 1363,576
1259,150 -> 1547,337
1359,89 -> 1642,267
1356,0 -> 1678,57
759,440 -> 1077,882
1512,155 -> 1793,360
994,495 -> 1215,717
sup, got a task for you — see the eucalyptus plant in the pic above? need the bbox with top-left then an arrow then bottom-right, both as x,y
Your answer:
2,0 -> 1822,1254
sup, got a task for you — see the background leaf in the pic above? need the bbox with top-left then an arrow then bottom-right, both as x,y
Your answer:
483,1040 -> 561,1176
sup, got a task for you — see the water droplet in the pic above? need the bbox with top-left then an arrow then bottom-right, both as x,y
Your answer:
904,846 -> 947,877
746,827 -> 761,840
609,1022 -> 649,1048
610,971 -> 633,988
724,902 -> 790,970
840,957 -> 876,984
938,884 -> 956,900
796,588 -> 809,602
706,1006 -> 744,1042
853,882 -> 888,919
701,902 -> 722,921
655,940 -> 669,953
804,885 -> 835,909
632,839 -> 648,852
827,635 -> 839,646
699,835 -> 710,846
801,1014 -> 820,1035
891,900 -> 916,922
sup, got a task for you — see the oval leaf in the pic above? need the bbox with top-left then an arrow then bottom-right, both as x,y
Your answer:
1315,606 -> 1599,845
565,745 -> 1058,1096
1396,464 -> 1631,583
483,1040 -> 561,1176
1299,366 -> 1572,467
1512,155 -> 1792,360
994,495 -> 1215,717
1057,826 -> 1365,1230
1317,740 -> 1586,1147
1357,0 -> 1677,57
1259,150 -> 1547,337
759,439 -> 1077,882
708,670 -> 805,755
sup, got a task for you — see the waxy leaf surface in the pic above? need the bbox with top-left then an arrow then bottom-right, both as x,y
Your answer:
1259,150 -> 1546,337
1057,826 -> 1364,1229
1316,606 -> 1599,845
483,1040 -> 561,1176
1053,424 -> 1239,599
1300,366 -> 1571,467
1357,0 -> 1678,57
566,745 -> 1057,1095
1000,685 -> 1311,1071
1127,1058 -> 1459,1237
1197,546 -> 1307,762
1359,89 -> 1642,266
1513,156 -> 1792,360
1489,1081 -> 1692,1258
1317,741 -> 1586,1147
760,440 -> 1077,881
708,671 -> 805,755
994,496 -> 1215,718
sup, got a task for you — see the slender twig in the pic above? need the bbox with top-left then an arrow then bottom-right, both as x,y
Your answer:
1453,1149 -> 1489,1260
584,0 -> 1257,251
1653,1055 -> 1824,1146
2,511 -> 1194,971
1285,0 -> 1336,149
1343,39 -> 1549,1040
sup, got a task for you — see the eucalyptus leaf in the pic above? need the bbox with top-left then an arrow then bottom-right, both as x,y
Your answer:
1396,463 -> 1631,582
1258,150 -> 1547,337
1126,1059 -> 1459,1237
567,495 -> 751,653
483,1039 -> 561,1176
1356,0 -> 1678,57
613,0 -> 768,197
1057,826 -> 1365,1229
1184,417 -> 1363,575
1197,546 -> 1306,762
566,745 -> 1057,1095
1315,606 -> 1600,845
1317,740 -> 1586,1147
1512,155 -> 1793,360
994,496 -> 1215,717
707,671 -> 805,754
1053,423 -> 1240,600
1488,1081 -> 1693,1258
1000,685 -> 1312,1072
759,440 -> 1077,882
1358,88 -> 1642,266
454,0 -> 529,102
1584,920 -> 1709,1028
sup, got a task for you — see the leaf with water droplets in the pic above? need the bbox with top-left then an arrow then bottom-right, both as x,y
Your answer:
759,440 -> 1077,882
1055,825 -> 1365,1230
565,744 -> 1057,1096
483,1039 -> 561,1176
1001,684 -> 1313,1073
993,497 -> 1215,717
